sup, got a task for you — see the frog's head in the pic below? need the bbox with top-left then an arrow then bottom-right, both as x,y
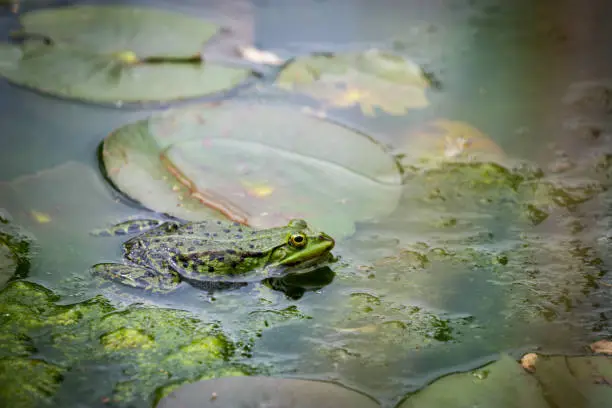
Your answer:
268,219 -> 335,268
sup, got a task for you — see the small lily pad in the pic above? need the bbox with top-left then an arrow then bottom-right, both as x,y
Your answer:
276,49 -> 431,116
157,376 -> 380,408
101,102 -> 402,237
395,119 -> 506,167
0,5 -> 253,104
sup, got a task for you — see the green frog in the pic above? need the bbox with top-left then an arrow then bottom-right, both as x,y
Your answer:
92,218 -> 335,293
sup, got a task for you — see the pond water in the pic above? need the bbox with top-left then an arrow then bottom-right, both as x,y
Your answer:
1,0 -> 612,407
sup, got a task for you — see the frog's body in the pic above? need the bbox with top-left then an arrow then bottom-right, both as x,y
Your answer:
92,218 -> 335,293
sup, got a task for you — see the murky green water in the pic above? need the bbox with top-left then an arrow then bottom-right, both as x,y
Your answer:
1,0 -> 612,407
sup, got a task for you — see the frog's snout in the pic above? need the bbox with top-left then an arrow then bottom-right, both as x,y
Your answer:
319,232 -> 335,250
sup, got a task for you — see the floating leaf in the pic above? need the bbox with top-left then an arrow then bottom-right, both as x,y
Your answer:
396,119 -> 506,167
101,102 -> 402,237
518,353 -> 612,408
157,376 -> 380,408
276,49 -> 430,116
0,5 -> 253,104
398,355 -> 550,408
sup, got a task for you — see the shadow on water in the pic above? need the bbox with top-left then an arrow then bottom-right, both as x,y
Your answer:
1,0 -> 612,407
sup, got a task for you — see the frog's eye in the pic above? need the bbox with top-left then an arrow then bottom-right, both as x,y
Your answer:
288,233 -> 307,248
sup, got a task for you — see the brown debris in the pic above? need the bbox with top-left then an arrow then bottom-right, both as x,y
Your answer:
520,353 -> 539,372
590,339 -> 612,355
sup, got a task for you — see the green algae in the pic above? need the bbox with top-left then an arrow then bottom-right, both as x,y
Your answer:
341,291 -> 470,345
0,281 -> 257,407
0,357 -> 64,408
398,159 -> 605,231
313,286 -> 477,369
373,235 -> 606,325
100,327 -> 155,351
247,305 -> 313,332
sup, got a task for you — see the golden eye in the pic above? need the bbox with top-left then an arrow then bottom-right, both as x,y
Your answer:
288,233 -> 307,248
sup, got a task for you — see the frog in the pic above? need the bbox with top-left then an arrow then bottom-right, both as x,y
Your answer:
91,218 -> 336,293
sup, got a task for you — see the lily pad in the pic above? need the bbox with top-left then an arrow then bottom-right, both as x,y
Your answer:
276,49 -> 431,116
398,354 -> 550,408
0,5 -> 252,104
101,102 -> 402,237
157,376 -> 380,408
520,353 -> 612,408
399,352 -> 612,408
395,119 -> 507,167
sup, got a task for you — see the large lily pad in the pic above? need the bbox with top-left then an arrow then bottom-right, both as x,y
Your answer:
101,102 -> 402,237
0,5 -> 252,104
157,376 -> 379,408
276,49 -> 431,116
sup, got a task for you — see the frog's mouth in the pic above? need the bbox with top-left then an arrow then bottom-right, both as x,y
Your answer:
279,233 -> 336,266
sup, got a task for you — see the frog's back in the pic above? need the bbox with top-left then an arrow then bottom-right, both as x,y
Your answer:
174,220 -> 306,245
174,220 -> 255,241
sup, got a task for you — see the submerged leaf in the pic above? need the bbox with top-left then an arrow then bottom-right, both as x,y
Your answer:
0,5 -> 252,104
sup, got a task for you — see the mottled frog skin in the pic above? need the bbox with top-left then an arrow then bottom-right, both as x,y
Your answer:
92,218 -> 335,293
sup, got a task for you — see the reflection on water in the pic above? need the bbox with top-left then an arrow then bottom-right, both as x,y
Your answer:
1,0 -> 612,407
